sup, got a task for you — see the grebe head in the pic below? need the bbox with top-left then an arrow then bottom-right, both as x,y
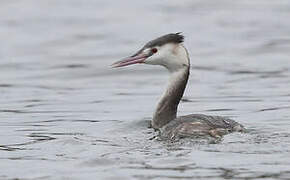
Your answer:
112,33 -> 189,72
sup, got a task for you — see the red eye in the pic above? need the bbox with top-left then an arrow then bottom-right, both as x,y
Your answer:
151,48 -> 158,53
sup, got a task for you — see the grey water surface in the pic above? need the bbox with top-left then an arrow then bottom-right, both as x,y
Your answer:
1,0 -> 290,179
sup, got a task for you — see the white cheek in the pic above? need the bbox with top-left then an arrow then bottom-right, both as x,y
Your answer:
145,54 -> 163,65
145,47 -> 172,65
143,44 -> 189,72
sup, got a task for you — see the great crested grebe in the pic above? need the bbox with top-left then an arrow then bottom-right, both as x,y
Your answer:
112,33 -> 245,140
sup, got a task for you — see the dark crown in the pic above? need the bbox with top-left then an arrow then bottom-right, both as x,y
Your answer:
144,33 -> 184,48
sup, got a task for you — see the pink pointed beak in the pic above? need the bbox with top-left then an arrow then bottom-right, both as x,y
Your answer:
111,54 -> 148,68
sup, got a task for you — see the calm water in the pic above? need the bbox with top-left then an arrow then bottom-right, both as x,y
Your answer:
1,0 -> 290,179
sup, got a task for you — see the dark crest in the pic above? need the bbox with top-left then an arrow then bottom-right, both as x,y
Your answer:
144,33 -> 184,48
131,33 -> 184,57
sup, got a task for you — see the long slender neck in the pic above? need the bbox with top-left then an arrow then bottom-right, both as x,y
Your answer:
152,66 -> 190,129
